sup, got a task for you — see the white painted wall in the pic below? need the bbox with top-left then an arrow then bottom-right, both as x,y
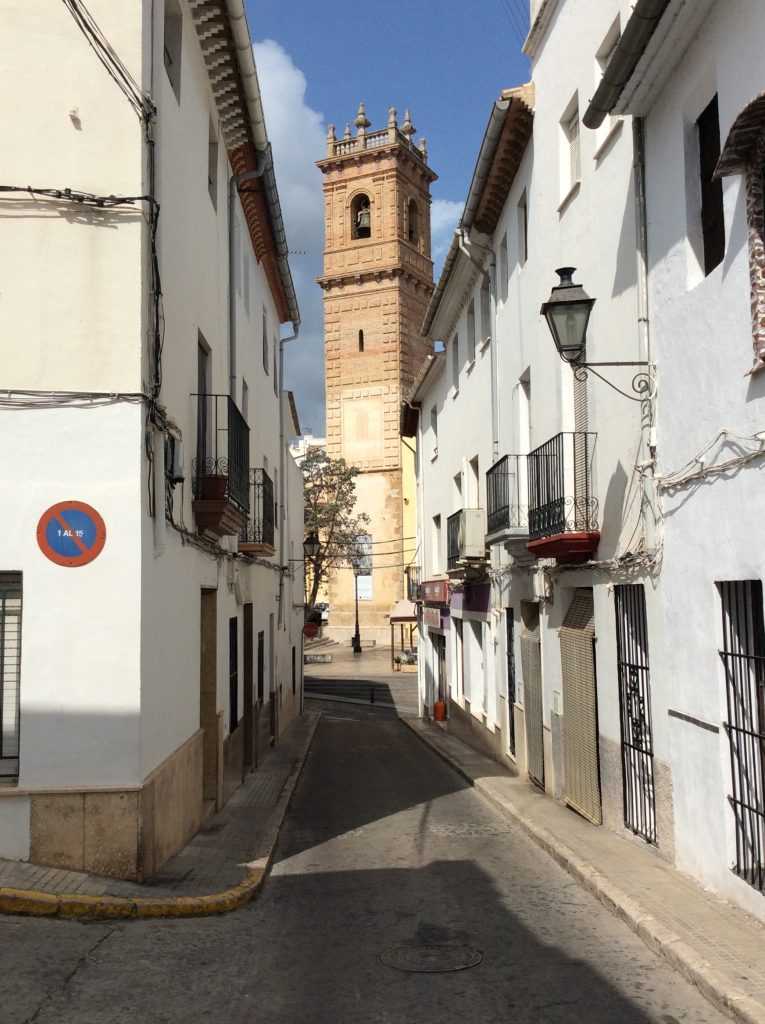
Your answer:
0,0 -> 302,860
635,0 -> 765,917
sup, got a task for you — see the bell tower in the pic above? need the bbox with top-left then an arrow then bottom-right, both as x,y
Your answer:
317,103 -> 436,643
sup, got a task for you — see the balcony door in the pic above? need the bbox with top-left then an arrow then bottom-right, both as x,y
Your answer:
197,337 -> 211,470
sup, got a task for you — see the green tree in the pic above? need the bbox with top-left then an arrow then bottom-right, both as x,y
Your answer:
302,448 -> 370,611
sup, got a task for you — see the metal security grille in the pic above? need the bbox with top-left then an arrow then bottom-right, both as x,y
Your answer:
521,602 -> 544,789
615,585 -> 656,843
0,574 -> 22,779
719,580 -> 765,892
561,589 -> 602,825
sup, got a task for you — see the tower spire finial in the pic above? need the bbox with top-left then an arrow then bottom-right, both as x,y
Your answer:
401,109 -> 416,140
388,106 -> 398,129
355,101 -> 371,131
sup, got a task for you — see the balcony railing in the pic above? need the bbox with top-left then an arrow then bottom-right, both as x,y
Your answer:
240,468 -> 275,552
486,454 -> 529,536
406,565 -> 421,602
447,508 -> 486,572
191,393 -> 250,513
528,432 -> 598,539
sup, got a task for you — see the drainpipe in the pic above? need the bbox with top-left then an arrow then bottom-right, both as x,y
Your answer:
633,118 -> 651,388
277,323 -> 300,630
228,157 -> 268,399
457,228 -> 499,462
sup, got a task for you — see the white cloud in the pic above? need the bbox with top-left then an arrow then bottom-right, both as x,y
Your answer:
430,198 -> 463,270
254,39 -> 327,434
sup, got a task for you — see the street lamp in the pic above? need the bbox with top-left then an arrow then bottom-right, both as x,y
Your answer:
303,531 -> 320,560
541,267 -> 651,401
540,267 -> 596,364
351,548 -> 362,655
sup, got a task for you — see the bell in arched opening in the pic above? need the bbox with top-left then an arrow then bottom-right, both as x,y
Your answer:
351,193 -> 371,239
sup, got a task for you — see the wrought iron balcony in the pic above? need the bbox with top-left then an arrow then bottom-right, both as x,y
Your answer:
486,454 -> 529,538
405,564 -> 421,602
191,393 -> 249,537
527,431 -> 599,562
240,468 -> 275,555
447,508 -> 487,573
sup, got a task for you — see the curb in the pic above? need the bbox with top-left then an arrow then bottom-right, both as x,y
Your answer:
401,716 -> 765,1024
0,712 -> 321,923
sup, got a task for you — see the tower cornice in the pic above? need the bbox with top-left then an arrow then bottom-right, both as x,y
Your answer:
317,135 -> 437,184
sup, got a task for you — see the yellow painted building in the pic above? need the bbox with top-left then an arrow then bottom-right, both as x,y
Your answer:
317,104 -> 435,643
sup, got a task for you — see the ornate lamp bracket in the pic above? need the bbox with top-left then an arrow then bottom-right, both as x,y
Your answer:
572,361 -> 653,402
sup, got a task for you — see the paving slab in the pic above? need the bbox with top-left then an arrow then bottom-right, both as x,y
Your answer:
403,715 -> 765,1024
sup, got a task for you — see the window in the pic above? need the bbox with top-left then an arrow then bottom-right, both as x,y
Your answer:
432,514 -> 442,572
257,630 -> 265,703
0,573 -> 22,781
517,191 -> 528,265
594,19 -> 621,153
208,118 -> 218,207
499,234 -> 509,303
718,580 -> 765,891
480,274 -> 491,344
351,193 -> 371,239
560,96 -> 581,200
358,329 -> 364,353
430,405 -> 438,456
408,198 -> 418,243
262,309 -> 269,372
698,95 -> 725,276
274,468 -> 279,530
467,300 -> 476,362
451,333 -> 460,390
163,0 -> 182,102
243,244 -> 250,314
229,616 -> 238,731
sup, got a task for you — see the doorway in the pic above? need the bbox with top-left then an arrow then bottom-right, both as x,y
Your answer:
269,613 -> 277,744
199,589 -> 218,802
506,609 -> 516,757
243,603 -> 254,772
521,601 -> 544,788
560,588 -> 602,825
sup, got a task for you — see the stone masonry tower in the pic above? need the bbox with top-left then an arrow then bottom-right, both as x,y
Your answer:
317,104 -> 436,644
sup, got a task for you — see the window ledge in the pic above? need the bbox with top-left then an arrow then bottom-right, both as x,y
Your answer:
430,449 -> 439,463
479,335 -> 492,354
466,358 -> 476,375
451,387 -> 460,400
593,118 -> 623,164
557,180 -> 581,216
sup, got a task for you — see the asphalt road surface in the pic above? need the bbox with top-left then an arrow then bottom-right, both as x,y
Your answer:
1,703 -> 726,1023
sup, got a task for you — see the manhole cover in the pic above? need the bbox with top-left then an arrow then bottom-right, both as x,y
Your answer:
380,945 -> 483,974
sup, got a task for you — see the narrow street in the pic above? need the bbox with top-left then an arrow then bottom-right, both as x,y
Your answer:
2,702 -> 725,1024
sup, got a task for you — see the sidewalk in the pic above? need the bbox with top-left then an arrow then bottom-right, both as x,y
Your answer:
403,716 -> 765,1024
0,711 -> 320,920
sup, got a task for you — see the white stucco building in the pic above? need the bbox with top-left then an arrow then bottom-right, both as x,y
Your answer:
406,0 -> 765,923
0,0 -> 304,880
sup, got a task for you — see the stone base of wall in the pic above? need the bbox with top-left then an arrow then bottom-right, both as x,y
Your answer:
599,732 -> 675,862
446,698 -> 520,775
26,730 -> 205,881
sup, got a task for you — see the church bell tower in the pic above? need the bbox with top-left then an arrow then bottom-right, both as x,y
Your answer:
317,103 -> 436,643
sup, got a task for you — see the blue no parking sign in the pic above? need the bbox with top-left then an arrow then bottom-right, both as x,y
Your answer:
36,501 -> 107,567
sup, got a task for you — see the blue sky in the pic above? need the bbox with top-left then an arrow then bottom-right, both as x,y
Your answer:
248,0 -> 530,434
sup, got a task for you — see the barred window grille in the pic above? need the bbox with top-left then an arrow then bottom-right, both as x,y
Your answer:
0,573 -> 22,779
615,584 -> 656,844
719,580 -> 765,892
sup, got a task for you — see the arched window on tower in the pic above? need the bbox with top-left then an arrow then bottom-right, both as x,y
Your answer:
358,329 -> 364,353
351,194 -> 371,239
408,198 -> 419,243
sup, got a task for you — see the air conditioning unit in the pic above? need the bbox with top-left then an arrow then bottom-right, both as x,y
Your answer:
459,509 -> 487,560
